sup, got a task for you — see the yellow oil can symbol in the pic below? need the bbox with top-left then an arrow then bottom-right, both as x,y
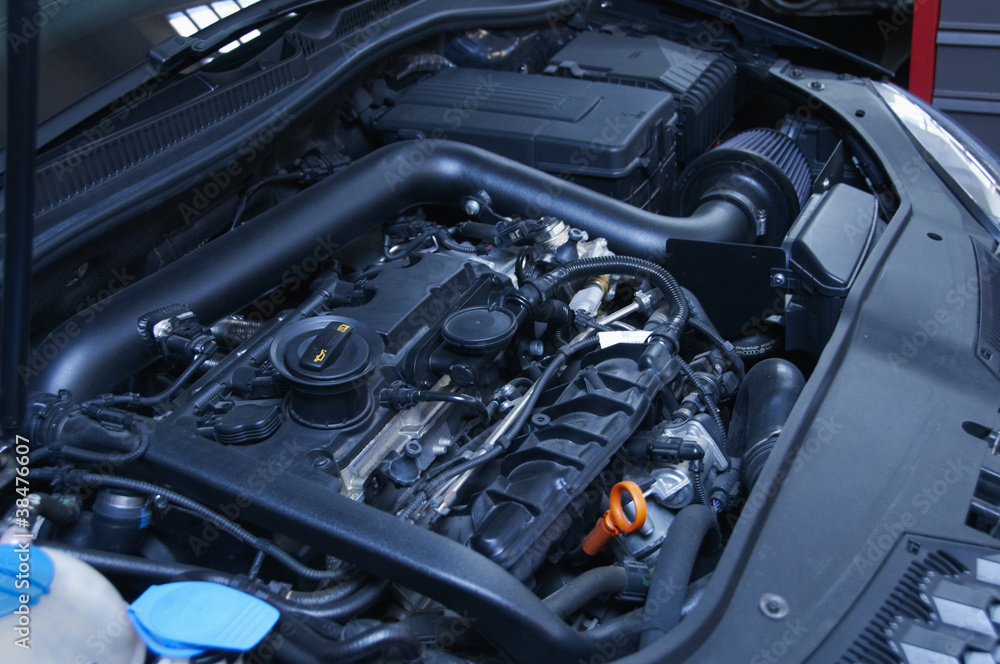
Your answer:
313,349 -> 327,363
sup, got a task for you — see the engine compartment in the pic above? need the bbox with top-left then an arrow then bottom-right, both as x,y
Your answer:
9,14 -> 898,664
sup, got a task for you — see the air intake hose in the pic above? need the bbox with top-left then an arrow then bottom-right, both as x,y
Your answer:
31,139 -> 787,400
726,358 -> 806,490
677,129 -> 811,246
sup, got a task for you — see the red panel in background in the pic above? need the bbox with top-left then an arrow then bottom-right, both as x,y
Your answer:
910,0 -> 942,101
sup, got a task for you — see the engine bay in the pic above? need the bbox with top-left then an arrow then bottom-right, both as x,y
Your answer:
9,12 -> 900,663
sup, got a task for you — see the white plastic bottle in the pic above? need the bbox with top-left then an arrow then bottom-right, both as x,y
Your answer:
0,545 -> 146,664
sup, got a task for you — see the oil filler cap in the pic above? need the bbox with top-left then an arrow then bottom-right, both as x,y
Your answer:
128,581 -> 279,656
276,317 -> 378,383
442,306 -> 517,351
270,316 -> 383,428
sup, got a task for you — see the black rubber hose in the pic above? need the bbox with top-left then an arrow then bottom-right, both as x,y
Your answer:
89,342 -> 215,410
292,579 -> 388,620
318,622 -> 423,663
42,544 -> 209,580
413,391 -> 490,423
585,608 -> 644,653
520,257 -> 690,347
285,577 -> 369,607
501,335 -> 601,446
30,494 -> 82,524
552,325 -> 571,347
238,577 -> 387,620
640,505 -> 721,648
543,566 -> 628,619
726,358 -> 805,490
162,565 -> 378,618
280,618 -> 423,664
678,290 -> 744,380
44,542 -> 379,620
396,444 -> 503,520
31,141 -> 750,401
67,472 -> 341,581
731,329 -> 781,361
584,574 -> 712,651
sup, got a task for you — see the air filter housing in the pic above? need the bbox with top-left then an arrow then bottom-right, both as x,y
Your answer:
545,32 -> 737,164
374,68 -> 677,211
677,128 -> 812,245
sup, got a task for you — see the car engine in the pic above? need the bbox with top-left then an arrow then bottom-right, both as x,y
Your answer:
10,15 -> 893,664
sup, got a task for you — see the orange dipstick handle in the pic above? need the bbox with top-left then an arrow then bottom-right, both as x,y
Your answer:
581,481 -> 647,555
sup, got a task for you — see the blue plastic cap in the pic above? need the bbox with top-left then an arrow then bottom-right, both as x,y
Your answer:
128,581 -> 279,653
0,544 -> 54,617
130,619 -> 208,659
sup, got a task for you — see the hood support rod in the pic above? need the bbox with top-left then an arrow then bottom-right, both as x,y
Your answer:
2,0 -> 41,441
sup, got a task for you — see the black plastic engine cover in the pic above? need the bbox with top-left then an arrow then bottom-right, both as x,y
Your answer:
469,346 -> 665,580
374,68 -> 677,210
545,31 -> 736,164
174,252 -> 508,483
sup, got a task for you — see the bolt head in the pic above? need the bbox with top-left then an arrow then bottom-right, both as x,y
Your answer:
759,593 -> 789,619
152,319 -> 173,339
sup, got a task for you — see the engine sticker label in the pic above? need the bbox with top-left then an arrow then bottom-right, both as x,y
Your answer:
597,331 -> 652,349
